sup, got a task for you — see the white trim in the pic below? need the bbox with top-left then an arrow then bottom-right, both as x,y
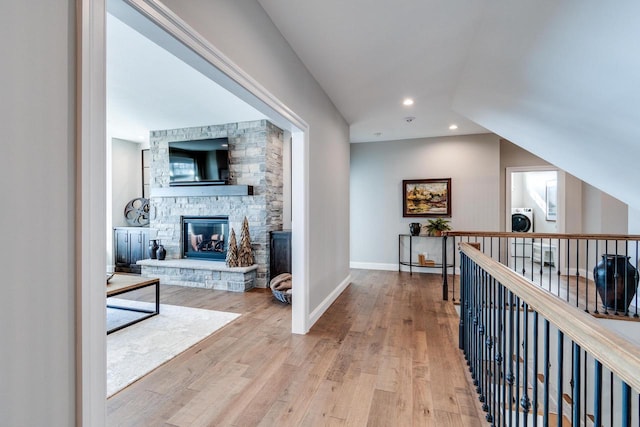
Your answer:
112,0 -> 310,336
350,262 -> 398,271
113,0 -> 305,133
291,130 -> 309,334
77,0 -> 107,425
308,275 -> 352,328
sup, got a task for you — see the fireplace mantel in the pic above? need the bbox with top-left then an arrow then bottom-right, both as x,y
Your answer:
151,185 -> 253,198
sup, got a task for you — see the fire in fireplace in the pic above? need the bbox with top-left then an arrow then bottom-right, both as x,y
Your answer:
181,216 -> 229,260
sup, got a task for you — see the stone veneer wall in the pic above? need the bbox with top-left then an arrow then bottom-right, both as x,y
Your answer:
148,120 -> 283,288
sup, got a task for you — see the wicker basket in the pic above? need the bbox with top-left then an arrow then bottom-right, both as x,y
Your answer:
270,272 -> 292,304
271,288 -> 292,304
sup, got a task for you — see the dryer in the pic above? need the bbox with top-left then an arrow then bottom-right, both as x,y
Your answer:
512,207 -> 533,233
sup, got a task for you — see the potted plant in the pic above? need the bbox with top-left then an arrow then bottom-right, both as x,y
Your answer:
425,218 -> 451,236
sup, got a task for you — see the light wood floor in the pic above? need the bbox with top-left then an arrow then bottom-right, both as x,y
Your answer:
107,269 -> 486,426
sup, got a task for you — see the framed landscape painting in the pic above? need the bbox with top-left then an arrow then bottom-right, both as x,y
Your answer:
402,178 -> 451,217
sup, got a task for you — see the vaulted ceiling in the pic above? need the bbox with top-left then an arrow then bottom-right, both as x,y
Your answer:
108,1 -> 640,211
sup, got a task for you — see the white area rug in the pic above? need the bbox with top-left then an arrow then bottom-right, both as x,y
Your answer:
107,299 -> 240,397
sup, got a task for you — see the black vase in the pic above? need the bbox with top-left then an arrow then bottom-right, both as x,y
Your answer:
149,239 -> 159,259
156,244 -> 166,261
409,223 -> 421,236
593,254 -> 638,312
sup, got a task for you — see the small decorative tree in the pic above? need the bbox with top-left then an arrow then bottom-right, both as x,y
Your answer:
225,228 -> 239,267
238,217 -> 254,267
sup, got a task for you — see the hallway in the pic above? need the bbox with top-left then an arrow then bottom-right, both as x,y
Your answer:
107,270 -> 484,426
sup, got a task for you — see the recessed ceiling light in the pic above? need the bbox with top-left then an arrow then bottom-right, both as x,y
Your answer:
449,124 -> 458,130
403,98 -> 414,106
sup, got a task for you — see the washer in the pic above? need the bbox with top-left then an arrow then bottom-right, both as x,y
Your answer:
511,207 -> 533,233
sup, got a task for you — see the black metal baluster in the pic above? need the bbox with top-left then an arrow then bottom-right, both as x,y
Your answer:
521,301 -> 530,427
497,282 -> 504,427
585,239 -> 590,313
624,241 -> 629,316
610,371 -> 614,427
557,331 -> 564,427
595,240 -> 600,314
515,295 -> 522,427
508,290 -> 515,425
604,240 -> 610,315
530,238 -> 534,282
633,240 -> 640,318
480,270 -> 488,413
575,240 -> 580,307
594,360 -> 602,427
487,276 -> 495,424
476,271 -> 486,410
564,240 -> 569,302
459,252 -> 466,351
522,237 -> 526,276
583,350 -> 588,424
470,259 -> 477,374
622,381 -> 631,427
543,319 -> 550,427
532,312 -> 539,427
571,343 -> 580,426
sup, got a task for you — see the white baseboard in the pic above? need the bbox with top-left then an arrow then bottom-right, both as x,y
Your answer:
308,274 -> 351,328
350,262 -> 398,271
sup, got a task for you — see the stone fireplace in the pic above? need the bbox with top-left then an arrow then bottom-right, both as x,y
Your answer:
138,120 -> 284,290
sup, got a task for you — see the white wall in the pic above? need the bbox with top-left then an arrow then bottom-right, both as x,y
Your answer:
159,0 -> 350,321
0,2 -> 76,425
350,134 -> 501,268
111,138 -> 143,228
453,1 -> 640,213
583,183 -> 628,234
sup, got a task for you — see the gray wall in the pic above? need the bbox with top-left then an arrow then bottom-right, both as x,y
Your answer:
160,0 -> 350,318
0,1 -> 76,425
111,138 -> 143,228
350,134 -> 501,267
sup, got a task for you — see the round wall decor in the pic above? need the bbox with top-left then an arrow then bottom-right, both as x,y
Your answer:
124,197 -> 150,226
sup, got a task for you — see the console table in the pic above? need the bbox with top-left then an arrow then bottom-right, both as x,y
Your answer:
398,234 -> 453,275
106,274 -> 160,334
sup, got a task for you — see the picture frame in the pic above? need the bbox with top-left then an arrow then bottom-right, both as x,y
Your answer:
402,178 -> 451,217
545,180 -> 557,221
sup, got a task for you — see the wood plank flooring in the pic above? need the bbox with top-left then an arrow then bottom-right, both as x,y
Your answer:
107,269 -> 486,426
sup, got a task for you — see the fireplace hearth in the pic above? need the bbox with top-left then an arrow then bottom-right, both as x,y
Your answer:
182,216 -> 229,261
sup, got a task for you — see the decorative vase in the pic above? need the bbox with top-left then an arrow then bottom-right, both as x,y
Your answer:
409,223 -> 421,236
593,254 -> 638,312
149,239 -> 159,259
156,243 -> 166,261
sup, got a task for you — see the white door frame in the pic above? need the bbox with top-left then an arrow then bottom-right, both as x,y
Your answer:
505,166 -> 564,234
78,1 -> 310,424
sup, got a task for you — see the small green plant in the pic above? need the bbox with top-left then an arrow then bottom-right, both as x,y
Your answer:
425,218 -> 451,236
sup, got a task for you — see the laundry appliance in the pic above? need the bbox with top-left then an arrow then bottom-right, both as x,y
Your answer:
511,207 -> 534,233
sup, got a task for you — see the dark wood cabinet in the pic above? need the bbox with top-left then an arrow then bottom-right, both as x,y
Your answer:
114,227 -> 149,274
269,230 -> 292,282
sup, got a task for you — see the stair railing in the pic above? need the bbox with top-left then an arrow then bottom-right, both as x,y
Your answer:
443,232 -> 640,320
459,243 -> 640,426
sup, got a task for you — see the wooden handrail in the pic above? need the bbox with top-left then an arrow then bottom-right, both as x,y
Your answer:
459,242 -> 640,392
446,231 -> 640,241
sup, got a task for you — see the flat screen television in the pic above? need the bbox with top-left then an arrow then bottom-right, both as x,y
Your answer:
168,138 -> 229,186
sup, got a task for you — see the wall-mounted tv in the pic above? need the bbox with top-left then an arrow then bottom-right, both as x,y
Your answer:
168,138 -> 229,186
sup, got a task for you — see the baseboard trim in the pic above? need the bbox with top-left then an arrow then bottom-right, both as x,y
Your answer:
308,274 -> 351,328
350,262 -> 398,271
